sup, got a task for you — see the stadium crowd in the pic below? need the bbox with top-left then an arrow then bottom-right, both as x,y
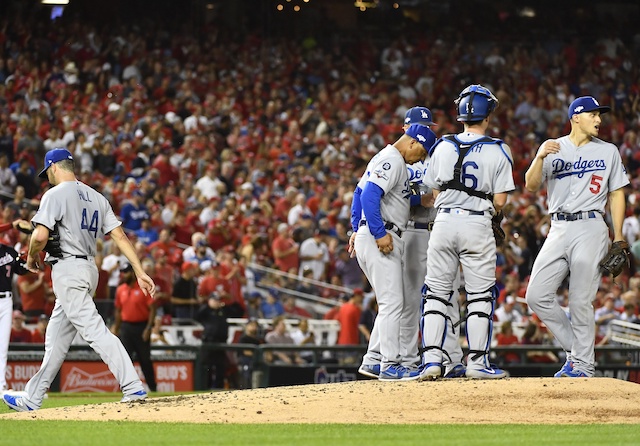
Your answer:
2,5 -> 640,372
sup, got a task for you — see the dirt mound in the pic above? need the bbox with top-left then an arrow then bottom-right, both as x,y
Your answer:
3,378 -> 640,424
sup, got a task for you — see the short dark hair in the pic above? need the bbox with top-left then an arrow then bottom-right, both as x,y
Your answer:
56,159 -> 75,173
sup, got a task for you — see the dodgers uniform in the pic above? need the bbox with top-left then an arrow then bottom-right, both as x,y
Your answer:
526,135 -> 629,376
402,161 -> 464,374
19,180 -> 146,409
421,132 -> 515,377
354,145 -> 411,373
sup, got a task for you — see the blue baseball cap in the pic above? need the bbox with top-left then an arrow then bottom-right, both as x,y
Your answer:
405,124 -> 437,151
404,106 -> 436,126
568,96 -> 611,120
39,148 -> 74,178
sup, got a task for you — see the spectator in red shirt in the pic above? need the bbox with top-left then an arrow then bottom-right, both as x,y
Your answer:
10,310 -> 31,343
29,314 -> 49,344
494,320 -> 521,365
335,291 -> 364,345
271,222 -> 299,273
17,270 -> 47,318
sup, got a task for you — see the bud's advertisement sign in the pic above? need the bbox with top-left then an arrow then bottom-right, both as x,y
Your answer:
6,362 -> 42,390
60,362 -> 193,392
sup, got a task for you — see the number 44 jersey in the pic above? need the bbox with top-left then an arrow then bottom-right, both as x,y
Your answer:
32,181 -> 121,260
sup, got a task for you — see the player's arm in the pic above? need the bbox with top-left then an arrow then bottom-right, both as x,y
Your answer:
26,224 -> 50,272
609,188 -> 626,242
525,140 -> 560,192
108,225 -> 156,298
493,192 -> 509,214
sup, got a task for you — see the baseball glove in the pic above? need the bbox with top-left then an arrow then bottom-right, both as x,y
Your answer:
599,240 -> 631,277
15,221 -> 33,235
43,226 -> 63,258
492,211 -> 506,246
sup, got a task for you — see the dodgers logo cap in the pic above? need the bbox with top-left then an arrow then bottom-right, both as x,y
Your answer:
567,96 -> 611,120
404,106 -> 436,126
405,124 -> 437,151
39,148 -> 74,178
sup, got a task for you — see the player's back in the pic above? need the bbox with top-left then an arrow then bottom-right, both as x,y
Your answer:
43,181 -> 120,258
426,133 -> 514,212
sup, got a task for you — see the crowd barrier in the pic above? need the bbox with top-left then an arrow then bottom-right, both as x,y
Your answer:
6,344 -> 640,392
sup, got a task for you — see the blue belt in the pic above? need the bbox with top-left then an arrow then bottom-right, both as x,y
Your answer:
408,221 -> 434,231
439,208 -> 485,216
48,255 -> 88,266
359,220 -> 402,237
551,211 -> 598,221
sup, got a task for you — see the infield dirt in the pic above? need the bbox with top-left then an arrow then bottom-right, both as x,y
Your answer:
3,377 -> 639,424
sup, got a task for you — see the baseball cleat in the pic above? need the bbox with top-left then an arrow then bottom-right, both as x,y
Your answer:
358,363 -> 381,378
418,363 -> 442,381
378,364 -> 421,381
553,359 -> 573,378
465,367 -> 507,379
560,368 -> 589,378
3,394 -> 37,412
443,364 -> 466,379
120,390 -> 148,403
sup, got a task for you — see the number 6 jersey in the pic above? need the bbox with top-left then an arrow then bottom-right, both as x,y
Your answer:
31,181 -> 121,259
541,136 -> 629,214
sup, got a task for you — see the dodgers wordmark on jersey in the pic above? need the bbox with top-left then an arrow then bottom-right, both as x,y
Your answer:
541,136 -> 628,213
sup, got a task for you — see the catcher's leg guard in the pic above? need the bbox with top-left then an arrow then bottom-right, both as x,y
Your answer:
465,285 -> 497,370
419,284 -> 454,368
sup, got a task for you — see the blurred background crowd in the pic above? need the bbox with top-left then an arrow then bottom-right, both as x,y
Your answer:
2,0 -> 640,370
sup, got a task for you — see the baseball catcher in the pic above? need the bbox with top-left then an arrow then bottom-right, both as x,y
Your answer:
599,240 -> 630,277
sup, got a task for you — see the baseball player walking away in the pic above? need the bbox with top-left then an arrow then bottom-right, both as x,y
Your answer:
349,124 -> 436,381
400,107 -> 466,377
419,85 -> 515,380
524,96 -> 629,378
3,148 -> 156,412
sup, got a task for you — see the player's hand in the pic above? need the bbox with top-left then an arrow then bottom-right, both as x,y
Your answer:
348,231 -> 357,258
376,233 -> 393,255
536,140 -> 561,159
26,255 -> 40,273
420,193 -> 434,208
137,273 -> 156,298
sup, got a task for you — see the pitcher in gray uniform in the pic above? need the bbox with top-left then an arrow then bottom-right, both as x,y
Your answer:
400,107 -> 465,377
349,124 -> 435,381
525,96 -> 629,378
419,85 -> 515,380
3,148 -> 156,412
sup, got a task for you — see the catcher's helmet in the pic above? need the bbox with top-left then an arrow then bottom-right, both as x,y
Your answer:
455,84 -> 499,122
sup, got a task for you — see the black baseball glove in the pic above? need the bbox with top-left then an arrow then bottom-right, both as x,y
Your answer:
43,226 -> 63,258
599,240 -> 631,277
492,211 -> 506,247
15,221 -> 33,235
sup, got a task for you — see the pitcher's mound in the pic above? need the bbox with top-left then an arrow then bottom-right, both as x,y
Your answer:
4,378 -> 640,424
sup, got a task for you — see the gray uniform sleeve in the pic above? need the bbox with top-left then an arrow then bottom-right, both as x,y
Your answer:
31,190 -> 62,230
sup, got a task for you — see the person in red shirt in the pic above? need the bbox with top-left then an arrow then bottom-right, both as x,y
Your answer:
29,315 -> 49,344
271,223 -> 299,273
17,270 -> 47,318
10,310 -> 31,343
494,320 -> 521,364
111,263 -> 157,392
335,292 -> 364,345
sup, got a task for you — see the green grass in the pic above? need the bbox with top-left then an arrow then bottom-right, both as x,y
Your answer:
0,394 -> 638,445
